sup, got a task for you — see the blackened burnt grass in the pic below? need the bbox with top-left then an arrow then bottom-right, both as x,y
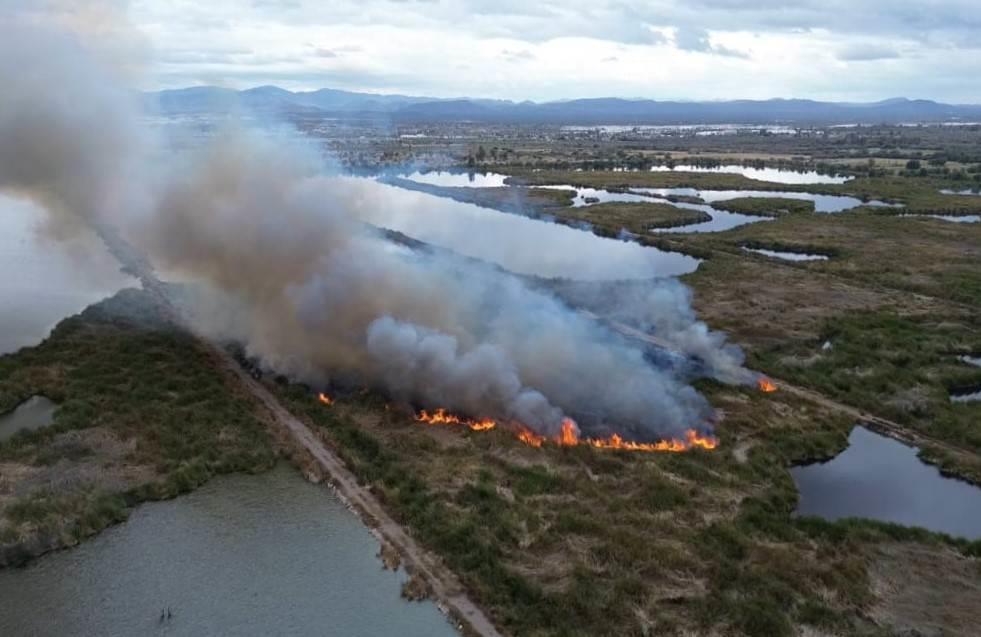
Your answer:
0,289 -> 276,565
274,379 -> 981,637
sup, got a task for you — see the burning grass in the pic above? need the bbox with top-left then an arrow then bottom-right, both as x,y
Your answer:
274,375 -> 981,637
414,405 -> 718,453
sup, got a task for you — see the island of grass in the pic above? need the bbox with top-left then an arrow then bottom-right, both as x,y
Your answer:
379,175 -> 575,216
506,168 -> 808,192
552,201 -> 711,236
710,197 -> 816,216
0,289 -> 277,567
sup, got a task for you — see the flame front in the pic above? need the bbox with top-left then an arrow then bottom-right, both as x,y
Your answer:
757,377 -> 777,393
578,429 -> 717,452
516,426 -> 546,447
556,418 -> 580,446
552,416 -> 715,452
416,408 -> 496,432
318,392 -> 334,405
399,406 -> 717,453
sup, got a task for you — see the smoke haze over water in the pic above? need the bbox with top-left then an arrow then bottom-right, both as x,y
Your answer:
0,16 -> 752,441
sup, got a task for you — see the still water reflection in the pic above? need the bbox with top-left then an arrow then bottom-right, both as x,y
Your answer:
0,196 -> 134,354
343,178 -> 700,279
650,164 -> 850,185
792,426 -> 981,540
0,465 -> 459,637
0,396 -> 57,442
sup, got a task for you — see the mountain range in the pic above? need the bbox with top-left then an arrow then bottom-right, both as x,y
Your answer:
145,86 -> 981,125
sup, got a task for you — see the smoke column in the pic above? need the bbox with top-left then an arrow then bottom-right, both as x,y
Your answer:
0,15 -> 751,442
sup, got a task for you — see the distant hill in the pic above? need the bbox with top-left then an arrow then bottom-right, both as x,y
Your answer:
144,86 -> 981,125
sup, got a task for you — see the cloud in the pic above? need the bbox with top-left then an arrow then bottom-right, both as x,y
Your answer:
500,48 -> 534,62
673,27 -> 749,58
837,43 -> 901,61
123,0 -> 981,102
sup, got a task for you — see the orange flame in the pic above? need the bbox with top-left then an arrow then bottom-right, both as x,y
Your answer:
757,377 -> 777,393
555,418 -> 580,446
318,392 -> 334,405
411,407 -> 717,453
516,426 -> 546,447
416,408 -> 496,432
576,429 -> 717,452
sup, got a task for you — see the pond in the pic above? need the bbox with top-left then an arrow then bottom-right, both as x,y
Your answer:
0,196 -> 135,354
902,214 -> 981,224
529,184 -> 885,233
631,188 -> 895,214
342,178 -> 700,280
791,426 -> 981,540
535,184 -> 659,207
650,164 -> 850,185
0,395 -> 57,442
741,247 -> 829,262
0,465 -> 459,637
654,202 -> 774,234
939,188 -> 981,196
950,387 -> 981,404
399,170 -> 509,188
959,355 -> 981,368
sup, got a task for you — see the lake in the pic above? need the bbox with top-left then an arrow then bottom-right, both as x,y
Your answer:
0,465 -> 459,637
791,426 -> 981,540
342,178 -> 700,279
0,196 -> 134,354
632,187 -> 894,214
399,170 -> 510,188
650,164 -> 850,185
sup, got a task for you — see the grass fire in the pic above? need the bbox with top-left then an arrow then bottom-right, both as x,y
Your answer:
416,408 -> 496,431
408,404 -> 715,452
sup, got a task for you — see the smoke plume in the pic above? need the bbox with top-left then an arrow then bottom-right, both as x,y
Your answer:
0,17 -> 751,442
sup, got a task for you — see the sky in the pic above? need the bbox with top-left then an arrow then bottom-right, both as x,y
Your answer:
14,0 -> 981,102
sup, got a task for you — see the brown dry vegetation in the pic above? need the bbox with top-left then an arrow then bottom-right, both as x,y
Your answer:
271,377 -> 981,637
2,157 -> 980,636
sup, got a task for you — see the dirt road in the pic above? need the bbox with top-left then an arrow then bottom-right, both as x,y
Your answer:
95,223 -> 502,637
220,357 -> 503,637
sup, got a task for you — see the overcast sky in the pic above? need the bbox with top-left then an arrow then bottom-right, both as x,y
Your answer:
24,1 -> 981,102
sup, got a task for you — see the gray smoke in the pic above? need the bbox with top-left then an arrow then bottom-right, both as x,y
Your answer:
0,17 -> 751,442
0,16 -> 146,240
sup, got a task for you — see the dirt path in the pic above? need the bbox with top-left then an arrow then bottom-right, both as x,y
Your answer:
220,356 -> 502,637
94,223 -> 502,637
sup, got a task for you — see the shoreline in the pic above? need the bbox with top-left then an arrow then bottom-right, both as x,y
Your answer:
215,349 -> 502,637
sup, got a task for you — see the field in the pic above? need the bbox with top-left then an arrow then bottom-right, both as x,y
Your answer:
3,123 -> 981,636
269,369 -> 981,636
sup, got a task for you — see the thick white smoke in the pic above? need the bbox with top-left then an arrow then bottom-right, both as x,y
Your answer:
0,16 -> 749,441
